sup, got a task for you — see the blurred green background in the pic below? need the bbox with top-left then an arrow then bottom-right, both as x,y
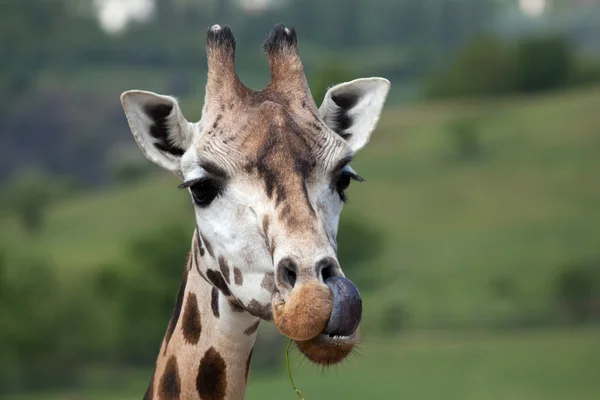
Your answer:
1,0 -> 600,399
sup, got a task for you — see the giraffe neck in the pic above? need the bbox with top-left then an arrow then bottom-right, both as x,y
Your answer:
144,230 -> 260,400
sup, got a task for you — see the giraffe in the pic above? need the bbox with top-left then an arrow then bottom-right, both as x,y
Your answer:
120,24 -> 390,400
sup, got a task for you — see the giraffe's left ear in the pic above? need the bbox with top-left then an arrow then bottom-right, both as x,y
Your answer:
318,78 -> 390,152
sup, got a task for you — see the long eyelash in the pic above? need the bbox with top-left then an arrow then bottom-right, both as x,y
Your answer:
178,178 -> 205,189
349,173 -> 365,183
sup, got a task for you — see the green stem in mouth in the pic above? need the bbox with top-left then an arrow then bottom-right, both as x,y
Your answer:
286,339 -> 306,400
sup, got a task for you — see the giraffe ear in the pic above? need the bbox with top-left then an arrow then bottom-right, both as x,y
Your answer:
120,90 -> 194,177
318,78 -> 390,152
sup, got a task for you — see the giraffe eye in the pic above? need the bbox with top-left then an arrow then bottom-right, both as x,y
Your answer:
180,178 -> 223,207
334,167 -> 363,202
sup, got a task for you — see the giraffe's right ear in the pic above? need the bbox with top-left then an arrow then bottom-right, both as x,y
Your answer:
120,90 -> 194,177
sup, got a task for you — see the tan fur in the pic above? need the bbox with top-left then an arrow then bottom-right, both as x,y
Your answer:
272,281 -> 333,341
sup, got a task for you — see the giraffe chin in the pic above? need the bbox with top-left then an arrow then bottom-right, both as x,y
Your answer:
294,330 -> 359,366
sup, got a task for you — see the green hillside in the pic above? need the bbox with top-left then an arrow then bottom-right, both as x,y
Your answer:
2,85 -> 599,330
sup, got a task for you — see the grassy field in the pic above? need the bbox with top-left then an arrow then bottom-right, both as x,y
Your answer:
2,84 -> 599,329
6,328 -> 600,400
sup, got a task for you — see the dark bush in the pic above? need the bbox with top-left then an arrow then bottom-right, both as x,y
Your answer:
515,36 -> 573,93
426,36 -> 517,98
104,222 -> 193,364
0,253 -> 96,391
554,260 -> 600,324
426,34 -> 584,98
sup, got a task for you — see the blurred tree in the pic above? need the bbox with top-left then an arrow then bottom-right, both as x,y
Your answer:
426,35 -> 517,98
515,36 -> 573,93
0,169 -> 77,235
102,222 -> 193,364
554,261 -> 600,324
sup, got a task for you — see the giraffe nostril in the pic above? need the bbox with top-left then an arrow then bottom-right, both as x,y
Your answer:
284,267 -> 297,288
316,257 -> 340,284
277,258 -> 299,290
321,266 -> 333,282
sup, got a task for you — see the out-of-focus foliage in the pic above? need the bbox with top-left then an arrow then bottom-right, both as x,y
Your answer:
554,260 -> 600,324
515,36 -> 573,93
427,34 -> 600,98
426,36 -> 518,98
96,222 -> 192,364
0,169 -> 79,235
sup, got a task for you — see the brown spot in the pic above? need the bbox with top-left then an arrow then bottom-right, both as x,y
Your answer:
211,287 -> 220,318
164,271 -> 188,354
218,256 -> 230,284
159,356 -> 181,400
244,320 -> 260,336
143,372 -> 154,400
200,233 -> 214,258
212,114 -> 222,129
229,299 -> 245,313
261,272 -> 275,292
246,299 -> 273,321
262,215 -> 272,254
245,348 -> 253,383
193,229 -> 205,257
207,269 -> 231,296
270,237 -> 277,258
234,267 -> 243,285
309,121 -> 322,131
196,347 -> 227,400
182,293 -> 202,345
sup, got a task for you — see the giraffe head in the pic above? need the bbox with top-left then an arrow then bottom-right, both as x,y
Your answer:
121,24 -> 389,366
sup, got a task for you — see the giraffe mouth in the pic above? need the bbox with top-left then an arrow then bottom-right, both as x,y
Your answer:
291,277 -> 362,365
294,330 -> 360,365
271,276 -> 362,365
